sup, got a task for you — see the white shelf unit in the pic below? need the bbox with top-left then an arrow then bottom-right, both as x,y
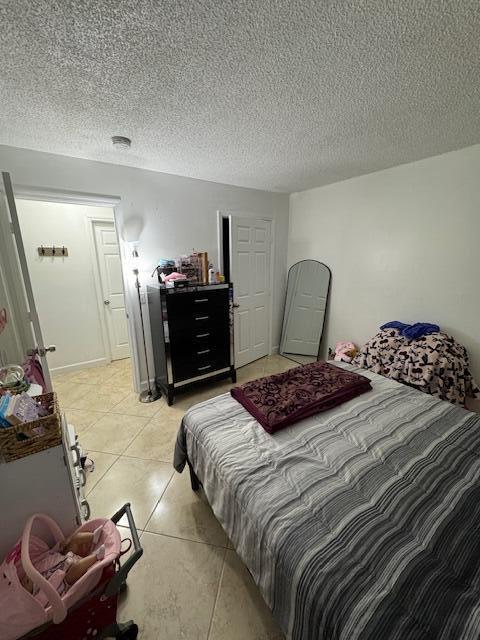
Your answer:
0,414 -> 89,558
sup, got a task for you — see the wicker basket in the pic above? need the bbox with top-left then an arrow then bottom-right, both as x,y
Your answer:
0,392 -> 61,463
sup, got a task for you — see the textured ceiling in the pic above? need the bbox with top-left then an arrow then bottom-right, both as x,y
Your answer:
1,1 -> 479,193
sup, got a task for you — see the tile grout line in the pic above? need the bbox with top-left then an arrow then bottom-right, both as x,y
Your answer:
68,388 -> 131,413
141,528 -> 230,550
71,410 -> 105,437
85,451 -> 120,496
142,468 -> 176,532
81,416 -> 166,453
81,410 -> 166,496
120,452 -> 173,464
79,444 -> 174,466
81,414 -> 153,458
206,546 -> 228,640
117,420 -> 152,457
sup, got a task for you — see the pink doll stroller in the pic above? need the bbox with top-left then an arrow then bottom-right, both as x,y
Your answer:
0,503 -> 142,640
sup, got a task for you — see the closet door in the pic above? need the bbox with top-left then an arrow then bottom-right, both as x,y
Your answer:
0,172 -> 53,389
93,220 -> 129,361
229,216 -> 271,368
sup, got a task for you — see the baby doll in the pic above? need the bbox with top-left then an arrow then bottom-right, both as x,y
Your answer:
21,526 -> 105,599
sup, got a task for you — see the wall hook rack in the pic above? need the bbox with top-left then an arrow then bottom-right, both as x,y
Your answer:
37,246 -> 68,257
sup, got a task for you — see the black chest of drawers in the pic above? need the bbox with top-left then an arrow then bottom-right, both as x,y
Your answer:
147,283 -> 236,405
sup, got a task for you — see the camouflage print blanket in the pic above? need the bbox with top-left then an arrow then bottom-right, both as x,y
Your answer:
353,328 -> 479,405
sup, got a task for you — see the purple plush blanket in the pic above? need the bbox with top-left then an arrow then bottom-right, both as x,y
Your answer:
231,361 -> 372,433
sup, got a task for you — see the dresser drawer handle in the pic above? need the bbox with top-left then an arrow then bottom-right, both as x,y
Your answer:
194,298 -> 209,303
195,315 -> 209,321
196,332 -> 210,338
198,365 -> 212,371
197,349 -> 210,355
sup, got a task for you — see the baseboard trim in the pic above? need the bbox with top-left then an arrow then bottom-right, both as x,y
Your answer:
50,358 -> 109,375
271,345 -> 280,354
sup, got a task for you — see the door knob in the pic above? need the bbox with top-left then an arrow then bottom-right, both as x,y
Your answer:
104,300 -> 110,305
35,345 -> 56,357
233,302 -> 240,308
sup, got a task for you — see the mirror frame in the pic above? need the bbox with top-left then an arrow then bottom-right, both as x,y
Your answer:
280,260 -> 331,363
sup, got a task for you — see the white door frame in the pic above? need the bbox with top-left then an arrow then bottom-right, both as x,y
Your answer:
1,173 -> 54,391
0,198 -> 31,364
217,210 -> 275,359
0,183 -> 141,392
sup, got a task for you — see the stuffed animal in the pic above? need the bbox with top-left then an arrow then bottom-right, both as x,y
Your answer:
334,341 -> 358,363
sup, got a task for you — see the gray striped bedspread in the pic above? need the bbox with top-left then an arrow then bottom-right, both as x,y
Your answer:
174,364 -> 480,639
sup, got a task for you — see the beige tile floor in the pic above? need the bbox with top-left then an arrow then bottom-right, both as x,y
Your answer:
52,354 -> 296,640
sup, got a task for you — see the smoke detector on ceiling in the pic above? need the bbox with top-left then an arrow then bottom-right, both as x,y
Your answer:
111,135 -> 132,150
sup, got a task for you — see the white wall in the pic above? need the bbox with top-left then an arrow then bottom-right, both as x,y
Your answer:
289,144 -> 480,390
16,199 -> 114,373
0,145 -> 289,388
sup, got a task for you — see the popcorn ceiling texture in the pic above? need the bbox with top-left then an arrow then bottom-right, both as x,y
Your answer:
1,0 -> 479,192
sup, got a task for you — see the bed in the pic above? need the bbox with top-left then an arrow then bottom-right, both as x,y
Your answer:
174,363 -> 480,640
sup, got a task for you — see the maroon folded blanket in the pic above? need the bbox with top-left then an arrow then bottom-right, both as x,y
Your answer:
231,361 -> 372,433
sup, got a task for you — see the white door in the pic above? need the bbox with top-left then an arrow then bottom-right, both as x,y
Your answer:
0,172 -> 53,390
93,221 -> 129,361
230,216 -> 271,368
281,261 -> 330,356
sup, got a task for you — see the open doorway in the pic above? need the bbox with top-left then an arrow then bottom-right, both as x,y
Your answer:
15,198 -> 131,387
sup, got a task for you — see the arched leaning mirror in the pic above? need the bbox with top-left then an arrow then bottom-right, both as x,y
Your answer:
280,260 -> 331,365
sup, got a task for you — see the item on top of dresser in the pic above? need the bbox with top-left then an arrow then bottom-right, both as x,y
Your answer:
231,361 -> 371,433
172,278 -> 190,289
197,251 -> 209,284
153,261 -> 176,282
176,254 -> 202,283
158,258 -> 176,268
208,264 -> 216,284
162,271 -> 187,284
